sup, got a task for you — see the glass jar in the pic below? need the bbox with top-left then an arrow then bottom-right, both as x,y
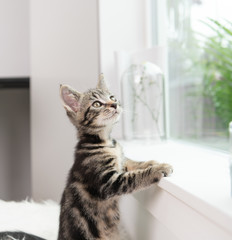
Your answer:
121,62 -> 166,141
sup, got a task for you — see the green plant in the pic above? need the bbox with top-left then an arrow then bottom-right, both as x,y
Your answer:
200,19 -> 232,128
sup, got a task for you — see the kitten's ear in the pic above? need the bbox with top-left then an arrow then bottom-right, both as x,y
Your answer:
60,85 -> 81,113
97,73 -> 109,91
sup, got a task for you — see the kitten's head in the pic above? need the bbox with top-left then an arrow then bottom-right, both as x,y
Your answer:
60,74 -> 122,130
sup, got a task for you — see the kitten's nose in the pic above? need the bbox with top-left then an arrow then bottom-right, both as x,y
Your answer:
110,103 -> 117,109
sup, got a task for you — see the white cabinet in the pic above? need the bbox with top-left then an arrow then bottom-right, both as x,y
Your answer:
121,187 -> 232,240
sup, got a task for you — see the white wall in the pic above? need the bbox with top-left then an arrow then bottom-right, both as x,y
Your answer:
30,0 -> 100,201
0,0 -> 29,77
98,0 -> 148,138
99,0 -> 147,91
0,0 -> 30,201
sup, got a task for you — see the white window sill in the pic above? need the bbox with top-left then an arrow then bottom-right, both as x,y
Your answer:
120,140 -> 232,236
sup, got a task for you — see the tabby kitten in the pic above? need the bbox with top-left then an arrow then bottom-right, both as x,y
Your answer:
58,75 -> 173,240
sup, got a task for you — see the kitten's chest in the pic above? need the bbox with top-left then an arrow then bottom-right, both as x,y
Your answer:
108,142 -> 122,156
106,142 -> 124,170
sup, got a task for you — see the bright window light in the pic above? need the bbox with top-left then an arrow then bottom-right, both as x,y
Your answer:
153,0 -> 232,150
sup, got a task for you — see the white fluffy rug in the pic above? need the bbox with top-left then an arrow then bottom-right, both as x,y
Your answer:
0,200 -> 60,240
0,200 -> 130,240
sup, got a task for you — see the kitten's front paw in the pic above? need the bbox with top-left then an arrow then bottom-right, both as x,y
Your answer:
143,160 -> 159,168
158,163 -> 173,177
151,163 -> 173,183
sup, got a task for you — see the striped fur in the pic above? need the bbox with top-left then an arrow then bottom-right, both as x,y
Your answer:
58,77 -> 173,240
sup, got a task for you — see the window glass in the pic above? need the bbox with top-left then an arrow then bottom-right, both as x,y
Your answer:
164,0 -> 232,150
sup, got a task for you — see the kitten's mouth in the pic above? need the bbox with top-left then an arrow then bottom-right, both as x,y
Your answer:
113,108 -> 122,116
104,110 -> 121,121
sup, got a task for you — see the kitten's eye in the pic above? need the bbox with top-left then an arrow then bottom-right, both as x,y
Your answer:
92,101 -> 102,108
110,96 -> 117,102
